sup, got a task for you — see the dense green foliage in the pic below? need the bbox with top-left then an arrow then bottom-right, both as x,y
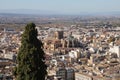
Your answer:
14,23 -> 47,80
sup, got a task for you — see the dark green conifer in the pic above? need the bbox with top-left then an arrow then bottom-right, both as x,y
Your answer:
14,23 -> 47,80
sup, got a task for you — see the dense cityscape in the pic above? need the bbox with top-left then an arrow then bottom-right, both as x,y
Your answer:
0,14 -> 120,80
1,0 -> 120,80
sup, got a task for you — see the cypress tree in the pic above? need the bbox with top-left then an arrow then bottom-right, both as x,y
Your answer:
14,23 -> 47,80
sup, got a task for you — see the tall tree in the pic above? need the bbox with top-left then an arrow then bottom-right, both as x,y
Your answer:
14,23 -> 47,80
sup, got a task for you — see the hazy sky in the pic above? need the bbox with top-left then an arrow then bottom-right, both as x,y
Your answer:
0,0 -> 120,14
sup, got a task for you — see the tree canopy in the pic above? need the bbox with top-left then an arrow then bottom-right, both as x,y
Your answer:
14,23 -> 47,80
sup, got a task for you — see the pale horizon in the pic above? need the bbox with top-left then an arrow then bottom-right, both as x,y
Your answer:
0,0 -> 120,15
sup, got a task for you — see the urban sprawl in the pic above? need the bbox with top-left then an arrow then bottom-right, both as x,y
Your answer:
0,16 -> 120,80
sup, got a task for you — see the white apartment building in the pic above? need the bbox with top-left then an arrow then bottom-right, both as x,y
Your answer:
109,46 -> 120,59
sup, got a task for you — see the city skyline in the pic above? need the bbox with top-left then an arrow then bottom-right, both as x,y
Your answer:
0,0 -> 120,15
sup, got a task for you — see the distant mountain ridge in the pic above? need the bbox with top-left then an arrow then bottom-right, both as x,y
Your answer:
0,9 -> 60,15
0,9 -> 120,16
